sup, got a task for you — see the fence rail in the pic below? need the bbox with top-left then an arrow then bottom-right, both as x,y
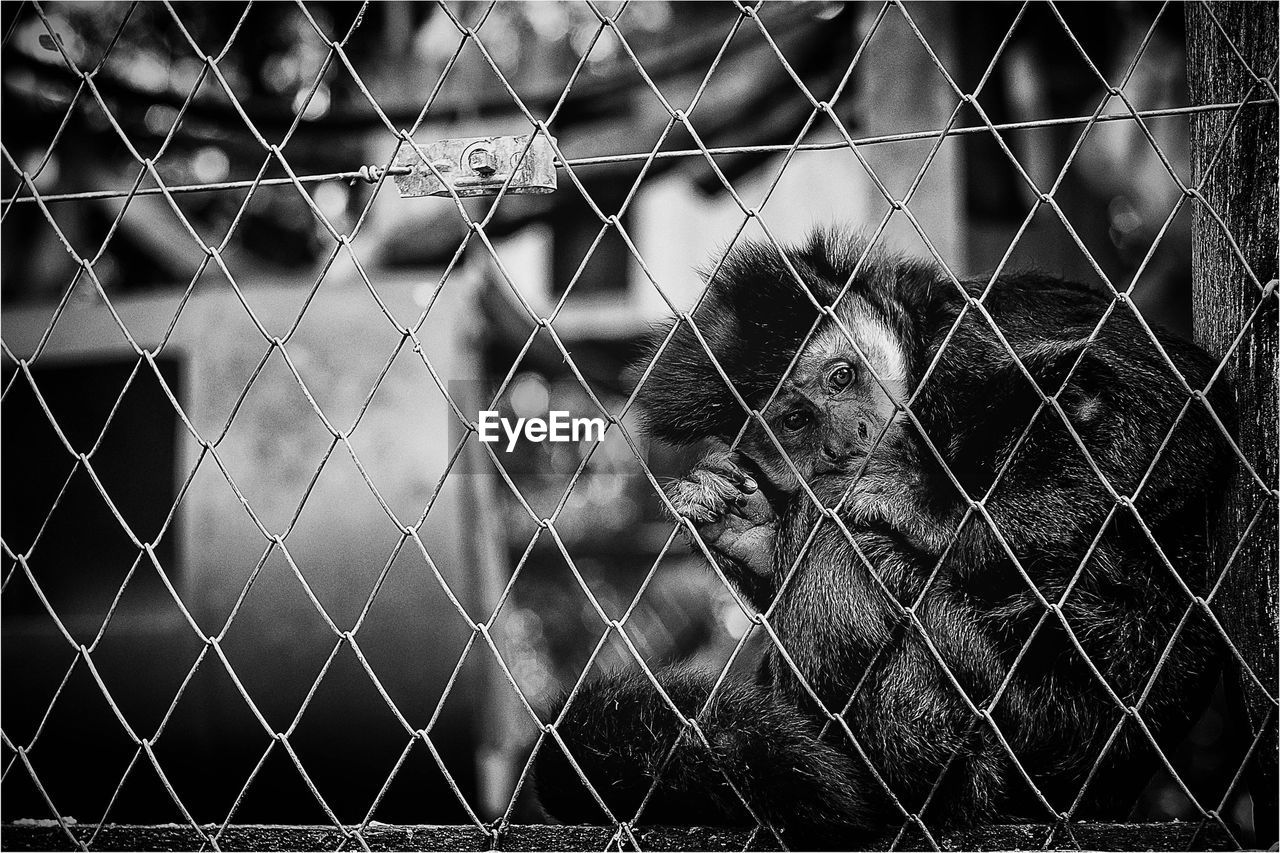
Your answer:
0,821 -> 1237,852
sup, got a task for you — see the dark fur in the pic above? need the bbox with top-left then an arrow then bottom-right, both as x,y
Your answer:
534,229 -> 1234,848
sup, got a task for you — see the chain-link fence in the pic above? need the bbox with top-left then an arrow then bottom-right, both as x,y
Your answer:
2,1 -> 1276,851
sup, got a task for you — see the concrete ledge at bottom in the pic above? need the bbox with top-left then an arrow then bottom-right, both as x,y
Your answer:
0,821 -> 1237,851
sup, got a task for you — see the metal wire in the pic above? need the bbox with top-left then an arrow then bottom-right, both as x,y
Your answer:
2,99 -> 1269,207
1,0 -> 1275,851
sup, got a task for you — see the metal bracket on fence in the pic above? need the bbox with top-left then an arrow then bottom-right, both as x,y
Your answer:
391,135 -> 558,198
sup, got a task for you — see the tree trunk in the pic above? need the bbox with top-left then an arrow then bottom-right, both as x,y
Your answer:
1186,2 -> 1278,846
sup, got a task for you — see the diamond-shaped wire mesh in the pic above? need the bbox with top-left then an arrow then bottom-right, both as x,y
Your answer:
1,2 -> 1275,851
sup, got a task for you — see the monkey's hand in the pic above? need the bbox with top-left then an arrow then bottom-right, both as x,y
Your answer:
842,470 -> 955,556
666,450 -> 778,578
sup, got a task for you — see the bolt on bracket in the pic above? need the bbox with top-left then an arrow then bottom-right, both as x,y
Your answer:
391,134 -> 557,198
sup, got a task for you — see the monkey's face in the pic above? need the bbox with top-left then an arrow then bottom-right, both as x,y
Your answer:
738,304 -> 910,494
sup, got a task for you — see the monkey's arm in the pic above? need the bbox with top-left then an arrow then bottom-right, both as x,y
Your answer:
666,448 -> 781,608
769,518 -> 1017,825
534,529 -> 1024,843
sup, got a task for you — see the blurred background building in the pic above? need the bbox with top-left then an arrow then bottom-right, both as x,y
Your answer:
0,0 -> 1255,839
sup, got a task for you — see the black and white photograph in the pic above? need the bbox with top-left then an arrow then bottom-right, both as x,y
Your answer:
1,1 -> 1276,851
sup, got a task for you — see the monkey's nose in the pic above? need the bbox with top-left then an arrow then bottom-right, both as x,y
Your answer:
823,437 -> 857,460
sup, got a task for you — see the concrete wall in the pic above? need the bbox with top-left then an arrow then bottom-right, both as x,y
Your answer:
2,264 -> 488,823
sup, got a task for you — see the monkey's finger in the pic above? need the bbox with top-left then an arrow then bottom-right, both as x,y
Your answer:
675,502 -> 719,524
700,451 -> 757,491
733,489 -> 774,524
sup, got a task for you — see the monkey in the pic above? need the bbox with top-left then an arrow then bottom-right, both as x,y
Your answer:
533,228 -> 1235,848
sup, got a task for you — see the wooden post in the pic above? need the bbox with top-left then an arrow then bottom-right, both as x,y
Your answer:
456,262 -> 528,822
1186,2 -> 1278,846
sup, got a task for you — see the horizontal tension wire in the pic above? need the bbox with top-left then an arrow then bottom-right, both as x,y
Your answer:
6,99 -> 1268,206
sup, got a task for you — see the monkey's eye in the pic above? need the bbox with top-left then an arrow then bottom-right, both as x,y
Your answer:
828,364 -> 855,390
780,410 -> 812,431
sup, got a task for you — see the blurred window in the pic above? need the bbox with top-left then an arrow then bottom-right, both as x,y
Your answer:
2,357 -> 182,621
551,176 -> 633,297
